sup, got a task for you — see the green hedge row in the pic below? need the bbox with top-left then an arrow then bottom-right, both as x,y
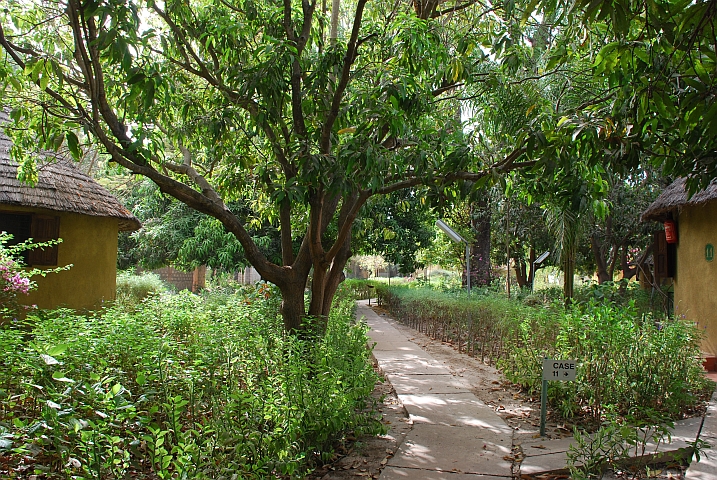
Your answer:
369,283 -> 713,422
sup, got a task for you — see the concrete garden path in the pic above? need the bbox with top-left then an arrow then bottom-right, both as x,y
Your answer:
357,299 -> 717,480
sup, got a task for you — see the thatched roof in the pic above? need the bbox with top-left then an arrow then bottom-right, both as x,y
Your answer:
0,110 -> 140,231
641,177 -> 717,222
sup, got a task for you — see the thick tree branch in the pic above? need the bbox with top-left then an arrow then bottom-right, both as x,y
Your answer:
280,198 -> 294,266
308,188 -> 327,266
165,154 -> 224,207
319,0 -> 369,153
324,191 -> 369,262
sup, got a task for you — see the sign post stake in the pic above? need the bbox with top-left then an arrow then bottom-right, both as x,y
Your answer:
540,357 -> 577,437
540,377 -> 548,437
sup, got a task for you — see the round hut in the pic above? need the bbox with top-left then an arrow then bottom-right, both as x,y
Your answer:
642,178 -> 717,361
1,110 -> 140,310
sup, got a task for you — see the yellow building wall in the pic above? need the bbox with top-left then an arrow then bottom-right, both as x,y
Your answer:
2,206 -> 118,311
674,201 -> 717,355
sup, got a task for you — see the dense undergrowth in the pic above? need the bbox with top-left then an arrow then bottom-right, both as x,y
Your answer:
0,284 -> 381,479
358,280 -> 713,423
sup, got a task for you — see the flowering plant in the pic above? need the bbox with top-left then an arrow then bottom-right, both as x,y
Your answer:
0,232 -> 69,320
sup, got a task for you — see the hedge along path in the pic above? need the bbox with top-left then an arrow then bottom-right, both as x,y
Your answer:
377,286 -> 525,367
360,299 -> 715,480
357,300 -> 516,479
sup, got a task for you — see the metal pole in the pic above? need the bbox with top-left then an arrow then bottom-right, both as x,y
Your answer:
540,378 -> 548,436
466,243 -> 471,295
531,262 -> 536,293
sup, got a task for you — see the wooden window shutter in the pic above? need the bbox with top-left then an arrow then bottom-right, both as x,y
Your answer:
28,215 -> 60,266
654,231 -> 669,279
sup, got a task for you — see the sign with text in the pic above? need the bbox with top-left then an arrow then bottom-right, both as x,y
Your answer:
542,359 -> 577,381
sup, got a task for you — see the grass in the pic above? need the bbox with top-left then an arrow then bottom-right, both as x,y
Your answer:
115,269 -> 170,307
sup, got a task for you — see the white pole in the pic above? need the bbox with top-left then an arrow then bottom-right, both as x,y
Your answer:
466,243 -> 471,295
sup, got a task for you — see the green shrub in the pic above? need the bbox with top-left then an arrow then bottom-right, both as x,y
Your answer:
0,284 -> 380,479
499,300 -> 712,421
115,270 -> 170,306
375,284 -> 539,363
376,284 -> 712,424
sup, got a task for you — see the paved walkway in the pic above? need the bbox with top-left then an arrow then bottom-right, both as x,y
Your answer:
357,300 -> 717,479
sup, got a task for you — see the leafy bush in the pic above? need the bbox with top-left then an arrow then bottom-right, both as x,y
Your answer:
571,280 -> 669,317
375,283 -> 540,362
499,300 -> 712,421
115,270 -> 170,307
0,284 -> 380,479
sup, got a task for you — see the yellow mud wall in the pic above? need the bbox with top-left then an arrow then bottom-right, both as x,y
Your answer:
3,206 -> 118,311
674,201 -> 717,355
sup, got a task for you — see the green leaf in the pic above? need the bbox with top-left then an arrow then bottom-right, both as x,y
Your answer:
127,71 -> 145,85
38,73 -> 49,91
66,132 -> 81,160
47,344 -> 69,356
52,371 -> 75,383
9,77 -> 22,91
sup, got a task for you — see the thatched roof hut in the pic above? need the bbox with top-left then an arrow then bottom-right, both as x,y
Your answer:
641,178 -> 717,223
0,110 -> 140,231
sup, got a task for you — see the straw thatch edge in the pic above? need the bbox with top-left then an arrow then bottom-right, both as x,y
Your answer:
1,110 -> 140,231
641,178 -> 717,222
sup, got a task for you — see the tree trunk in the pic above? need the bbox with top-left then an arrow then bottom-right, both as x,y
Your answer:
320,237 -> 352,315
563,247 -> 575,304
527,245 -> 536,286
513,256 -> 528,288
279,279 -> 308,332
470,198 -> 492,287
330,0 -> 340,45
620,243 -> 638,281
591,234 -> 611,283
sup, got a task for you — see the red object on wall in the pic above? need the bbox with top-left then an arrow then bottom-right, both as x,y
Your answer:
664,220 -> 677,244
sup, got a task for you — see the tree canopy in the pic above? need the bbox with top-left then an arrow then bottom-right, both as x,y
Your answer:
1,0 -> 715,329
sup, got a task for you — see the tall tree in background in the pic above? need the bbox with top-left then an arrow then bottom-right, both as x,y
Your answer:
117,179 -> 284,271
587,172 -> 663,283
353,190 -> 434,275
491,186 -> 552,289
469,197 -> 492,286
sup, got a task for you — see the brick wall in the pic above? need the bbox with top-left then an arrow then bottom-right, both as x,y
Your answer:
151,266 -> 194,291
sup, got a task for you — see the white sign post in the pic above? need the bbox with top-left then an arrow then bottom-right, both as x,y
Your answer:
435,219 -> 470,295
540,358 -> 578,436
